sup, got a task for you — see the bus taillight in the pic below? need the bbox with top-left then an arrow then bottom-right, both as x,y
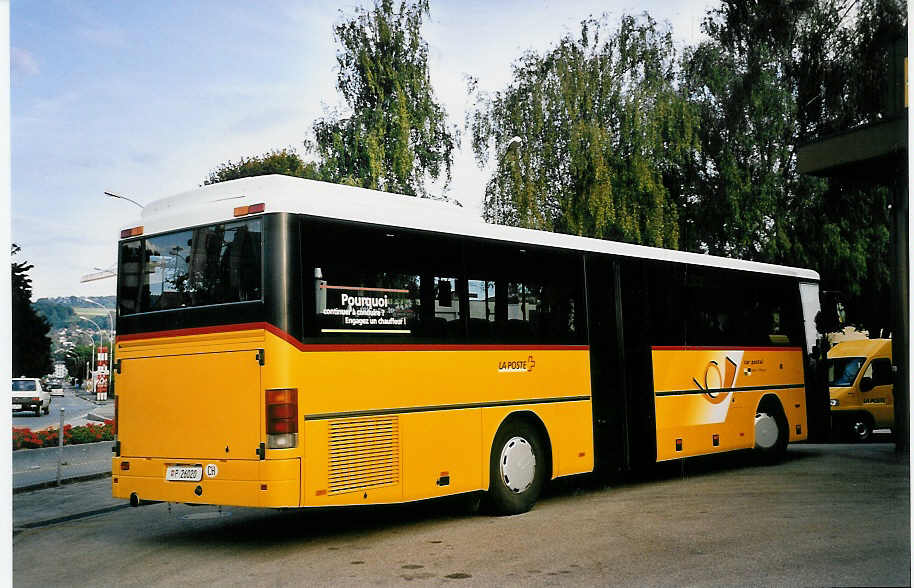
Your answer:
266,388 -> 298,449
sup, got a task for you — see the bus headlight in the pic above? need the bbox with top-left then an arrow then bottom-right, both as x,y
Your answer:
830,398 -> 839,407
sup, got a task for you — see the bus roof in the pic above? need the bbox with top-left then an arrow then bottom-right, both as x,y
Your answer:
126,174 -> 820,281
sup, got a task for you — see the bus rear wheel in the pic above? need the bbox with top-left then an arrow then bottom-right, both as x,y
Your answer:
486,419 -> 546,516
755,401 -> 788,463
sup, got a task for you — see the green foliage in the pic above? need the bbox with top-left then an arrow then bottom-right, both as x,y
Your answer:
11,244 -> 52,377
62,344 -> 95,380
468,14 -> 696,248
681,0 -> 905,334
33,299 -> 75,330
309,0 -> 457,197
205,148 -> 321,185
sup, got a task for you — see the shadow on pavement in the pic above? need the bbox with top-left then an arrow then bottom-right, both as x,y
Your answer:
119,441 -> 908,552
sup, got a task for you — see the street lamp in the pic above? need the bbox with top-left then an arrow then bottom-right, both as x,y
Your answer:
78,316 -> 108,344
104,190 -> 145,209
79,298 -> 114,344
73,329 -> 96,369
494,136 -> 523,224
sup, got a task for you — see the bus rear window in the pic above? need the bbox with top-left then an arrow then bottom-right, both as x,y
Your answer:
118,219 -> 262,316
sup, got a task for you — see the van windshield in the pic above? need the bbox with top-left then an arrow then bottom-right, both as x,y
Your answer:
828,357 -> 865,387
118,218 -> 262,316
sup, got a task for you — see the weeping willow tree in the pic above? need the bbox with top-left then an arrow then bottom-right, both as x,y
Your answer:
309,0 -> 458,197
467,14 -> 697,248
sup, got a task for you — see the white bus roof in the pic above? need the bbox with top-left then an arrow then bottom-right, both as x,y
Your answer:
127,174 -> 820,281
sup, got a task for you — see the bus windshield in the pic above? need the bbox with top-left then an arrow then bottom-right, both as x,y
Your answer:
828,357 -> 866,387
118,218 -> 262,316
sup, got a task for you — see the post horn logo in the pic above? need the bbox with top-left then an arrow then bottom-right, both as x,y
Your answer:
692,356 -> 739,404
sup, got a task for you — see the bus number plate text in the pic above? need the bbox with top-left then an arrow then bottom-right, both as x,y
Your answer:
166,466 -> 203,482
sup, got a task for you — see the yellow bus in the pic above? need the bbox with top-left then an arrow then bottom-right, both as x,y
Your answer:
112,175 -> 821,514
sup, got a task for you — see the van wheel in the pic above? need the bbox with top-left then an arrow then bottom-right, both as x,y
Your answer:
850,414 -> 873,442
755,402 -> 788,463
485,419 -> 546,516
35,406 -> 42,417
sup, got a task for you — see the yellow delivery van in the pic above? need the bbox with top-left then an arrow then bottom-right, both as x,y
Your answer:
827,339 -> 894,441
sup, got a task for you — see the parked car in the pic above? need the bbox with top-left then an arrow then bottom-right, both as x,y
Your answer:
828,339 -> 894,441
12,377 -> 51,416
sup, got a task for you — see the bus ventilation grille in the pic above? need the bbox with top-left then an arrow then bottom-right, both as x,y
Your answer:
328,416 -> 400,495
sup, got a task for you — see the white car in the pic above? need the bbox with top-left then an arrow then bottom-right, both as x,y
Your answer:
47,378 -> 65,396
12,378 -> 51,416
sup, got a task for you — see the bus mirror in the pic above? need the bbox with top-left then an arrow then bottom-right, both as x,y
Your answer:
859,376 -> 874,393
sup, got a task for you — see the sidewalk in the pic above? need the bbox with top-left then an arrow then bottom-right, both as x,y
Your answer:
13,403 -> 116,492
12,440 -> 114,492
13,476 -> 125,530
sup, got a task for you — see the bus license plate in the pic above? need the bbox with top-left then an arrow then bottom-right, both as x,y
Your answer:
166,466 -> 203,482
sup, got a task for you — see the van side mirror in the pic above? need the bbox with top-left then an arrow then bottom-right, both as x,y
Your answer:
859,376 -> 875,393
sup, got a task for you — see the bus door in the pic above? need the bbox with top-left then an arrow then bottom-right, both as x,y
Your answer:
584,255 -> 627,475
116,349 -> 263,460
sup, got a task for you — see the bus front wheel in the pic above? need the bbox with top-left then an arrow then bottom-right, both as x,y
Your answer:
486,419 -> 546,516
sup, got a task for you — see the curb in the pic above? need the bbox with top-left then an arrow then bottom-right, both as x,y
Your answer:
13,471 -> 111,495
14,502 -> 128,532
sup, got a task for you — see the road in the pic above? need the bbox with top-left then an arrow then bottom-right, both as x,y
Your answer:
12,386 -> 98,430
11,443 -> 909,586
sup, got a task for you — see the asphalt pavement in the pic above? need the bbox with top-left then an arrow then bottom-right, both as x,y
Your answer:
11,442 -> 910,586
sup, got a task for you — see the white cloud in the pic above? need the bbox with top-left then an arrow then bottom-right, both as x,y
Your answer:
11,47 -> 39,77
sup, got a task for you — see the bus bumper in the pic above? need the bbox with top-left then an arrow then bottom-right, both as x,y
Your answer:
112,457 -> 301,508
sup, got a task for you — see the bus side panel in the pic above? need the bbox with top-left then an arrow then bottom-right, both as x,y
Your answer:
652,348 -> 807,461
296,345 -> 593,507
479,400 -> 595,490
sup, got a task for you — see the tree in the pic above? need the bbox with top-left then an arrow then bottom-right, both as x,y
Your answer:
12,244 -> 52,377
680,0 -> 905,334
204,148 -> 321,185
309,0 -> 457,197
468,14 -> 697,248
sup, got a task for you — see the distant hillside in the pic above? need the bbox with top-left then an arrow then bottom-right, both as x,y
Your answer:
34,296 -> 116,331
40,296 -> 115,308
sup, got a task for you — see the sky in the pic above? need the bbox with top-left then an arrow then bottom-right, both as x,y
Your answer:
11,0 -> 713,300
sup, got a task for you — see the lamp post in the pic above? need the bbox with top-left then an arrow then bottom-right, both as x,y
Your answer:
74,330 -> 96,375
78,316 -> 111,400
495,136 -> 523,224
104,190 -> 145,209
79,298 -> 114,344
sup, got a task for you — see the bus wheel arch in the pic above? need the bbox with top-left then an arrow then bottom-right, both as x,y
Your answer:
485,411 -> 552,515
755,395 -> 788,463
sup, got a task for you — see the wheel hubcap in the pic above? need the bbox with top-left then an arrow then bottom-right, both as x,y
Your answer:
853,421 -> 870,439
500,436 -> 536,493
755,413 -> 779,449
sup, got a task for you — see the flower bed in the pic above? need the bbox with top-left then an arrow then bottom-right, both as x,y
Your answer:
13,420 -> 115,450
